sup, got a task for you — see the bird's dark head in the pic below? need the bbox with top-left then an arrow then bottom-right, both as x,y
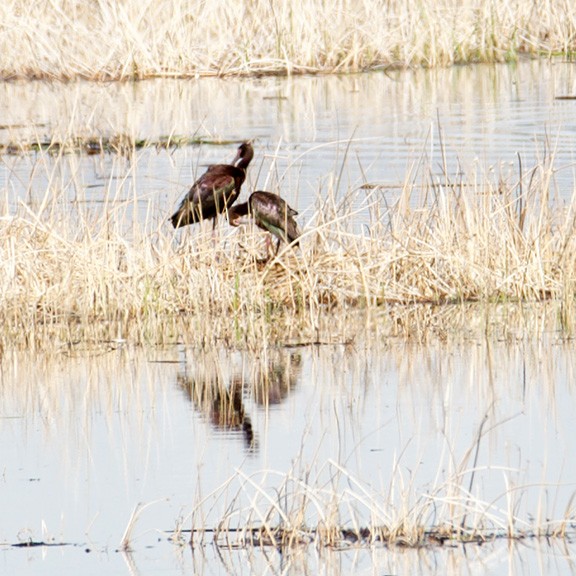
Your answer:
233,141 -> 254,169
227,202 -> 251,227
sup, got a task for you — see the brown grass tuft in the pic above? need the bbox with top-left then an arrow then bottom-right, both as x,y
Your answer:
2,141 -> 576,351
1,0 -> 576,80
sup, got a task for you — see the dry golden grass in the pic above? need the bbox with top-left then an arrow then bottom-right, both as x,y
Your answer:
178,459 -> 576,549
1,0 -> 575,80
1,142 -> 576,351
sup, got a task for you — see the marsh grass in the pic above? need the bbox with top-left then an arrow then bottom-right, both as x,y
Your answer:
184,474 -> 573,549
175,357 -> 576,549
0,133 -> 236,156
2,140 -> 576,351
1,0 -> 576,80
180,433 -> 576,549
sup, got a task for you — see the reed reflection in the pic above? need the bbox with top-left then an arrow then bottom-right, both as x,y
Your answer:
177,370 -> 257,452
251,348 -> 301,407
175,348 -> 302,452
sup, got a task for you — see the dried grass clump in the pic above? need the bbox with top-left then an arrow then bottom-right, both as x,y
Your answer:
2,149 -> 576,351
178,454 -> 576,550
1,0 -> 575,80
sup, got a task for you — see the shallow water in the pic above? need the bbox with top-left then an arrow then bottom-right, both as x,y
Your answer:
3,61 -> 576,574
1,59 -> 576,229
3,538 -> 576,576
2,305 -> 576,574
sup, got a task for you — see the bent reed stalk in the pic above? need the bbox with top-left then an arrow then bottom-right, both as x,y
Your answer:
181,469 -> 575,549
180,426 -> 576,549
1,0 -> 576,80
1,146 -> 576,351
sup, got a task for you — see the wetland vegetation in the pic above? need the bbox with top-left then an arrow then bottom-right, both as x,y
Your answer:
2,2 -> 576,571
1,0 -> 576,81
2,141 -> 576,352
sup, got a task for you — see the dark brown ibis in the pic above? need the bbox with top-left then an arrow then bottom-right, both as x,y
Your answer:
228,190 -> 300,254
170,141 -> 254,229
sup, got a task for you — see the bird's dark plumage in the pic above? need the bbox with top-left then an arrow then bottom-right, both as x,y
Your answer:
170,141 -> 254,229
228,191 -> 300,248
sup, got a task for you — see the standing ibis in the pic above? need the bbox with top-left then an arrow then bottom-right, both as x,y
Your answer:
170,141 -> 254,229
228,190 -> 300,254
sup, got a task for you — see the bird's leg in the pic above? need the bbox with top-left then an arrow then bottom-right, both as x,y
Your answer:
211,215 -> 220,256
264,234 -> 273,260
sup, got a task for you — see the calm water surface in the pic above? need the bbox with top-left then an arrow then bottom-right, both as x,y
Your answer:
1,59 -> 576,226
2,61 -> 576,575
2,309 -> 576,574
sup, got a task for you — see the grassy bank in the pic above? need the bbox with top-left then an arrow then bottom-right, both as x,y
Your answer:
1,143 -> 576,351
1,0 -> 575,80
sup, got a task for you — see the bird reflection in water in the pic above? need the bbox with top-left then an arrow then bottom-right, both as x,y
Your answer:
175,349 -> 302,452
252,349 -> 302,408
178,372 -> 257,452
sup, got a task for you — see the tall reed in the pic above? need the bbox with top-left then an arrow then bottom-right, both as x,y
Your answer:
1,0 -> 575,80
184,437 -> 576,548
1,141 -> 576,351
